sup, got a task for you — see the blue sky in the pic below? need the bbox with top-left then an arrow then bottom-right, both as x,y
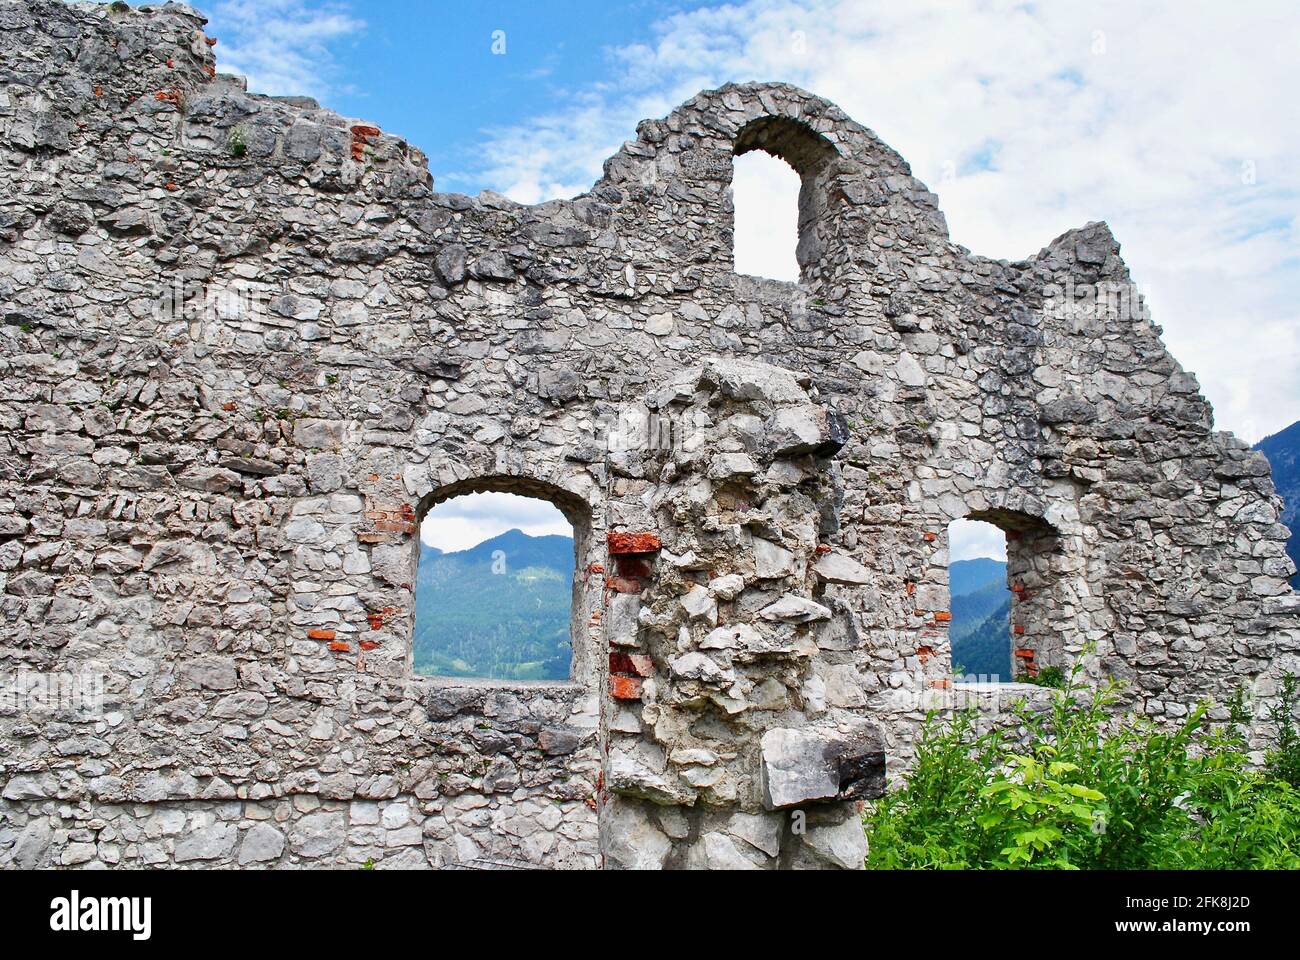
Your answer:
205,0 -> 725,194
203,0 -> 1300,452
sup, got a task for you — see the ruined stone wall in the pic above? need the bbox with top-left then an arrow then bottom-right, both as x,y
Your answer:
0,0 -> 1295,870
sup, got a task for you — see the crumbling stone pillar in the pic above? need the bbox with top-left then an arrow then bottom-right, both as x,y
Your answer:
598,359 -> 883,868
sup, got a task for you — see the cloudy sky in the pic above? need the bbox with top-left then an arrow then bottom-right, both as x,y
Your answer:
201,0 -> 1298,557
420,492 -> 571,552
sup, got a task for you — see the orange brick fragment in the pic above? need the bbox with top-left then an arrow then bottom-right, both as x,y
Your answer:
609,675 -> 643,700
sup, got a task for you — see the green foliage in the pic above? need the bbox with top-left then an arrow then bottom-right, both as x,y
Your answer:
228,124 -> 248,158
865,664 -> 1300,869
1026,666 -> 1065,688
1267,672 -> 1300,789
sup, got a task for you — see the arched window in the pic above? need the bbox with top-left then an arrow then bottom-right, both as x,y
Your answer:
730,116 -> 838,284
413,485 -> 582,682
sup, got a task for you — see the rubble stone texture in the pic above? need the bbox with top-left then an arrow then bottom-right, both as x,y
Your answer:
0,0 -> 1296,870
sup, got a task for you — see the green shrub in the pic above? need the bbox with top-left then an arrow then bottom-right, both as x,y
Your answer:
1026,665 -> 1065,688
865,665 -> 1300,869
1267,672 -> 1300,789
228,124 -> 249,158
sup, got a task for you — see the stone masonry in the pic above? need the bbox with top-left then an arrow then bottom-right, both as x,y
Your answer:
0,0 -> 1296,869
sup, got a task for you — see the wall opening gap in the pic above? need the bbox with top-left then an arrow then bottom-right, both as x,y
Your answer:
731,149 -> 801,282
948,518 -> 1013,683
415,490 -> 576,681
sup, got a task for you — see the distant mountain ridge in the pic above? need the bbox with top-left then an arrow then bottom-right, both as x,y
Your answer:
949,558 -> 1012,680
414,529 -> 575,681
1255,420 -> 1300,588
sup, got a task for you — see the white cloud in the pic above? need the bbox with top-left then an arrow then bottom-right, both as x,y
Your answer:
471,0 -> 1300,442
949,519 -> 1007,563
206,0 -> 364,100
420,492 -> 572,552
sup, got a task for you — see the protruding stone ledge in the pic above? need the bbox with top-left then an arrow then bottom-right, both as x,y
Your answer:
759,727 -> 885,811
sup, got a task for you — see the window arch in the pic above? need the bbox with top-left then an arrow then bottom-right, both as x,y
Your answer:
730,116 -> 839,284
411,475 -> 596,685
948,509 -> 1065,684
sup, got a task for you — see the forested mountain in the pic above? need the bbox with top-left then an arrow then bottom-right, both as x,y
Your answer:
413,529 -> 575,681
1256,420 -> 1300,588
949,558 -> 1012,680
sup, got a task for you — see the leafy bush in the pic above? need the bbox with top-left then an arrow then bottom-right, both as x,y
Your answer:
1025,665 -> 1065,689
864,665 -> 1300,869
1267,672 -> 1300,789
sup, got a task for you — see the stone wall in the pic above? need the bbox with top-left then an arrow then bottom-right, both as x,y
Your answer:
0,0 -> 1295,870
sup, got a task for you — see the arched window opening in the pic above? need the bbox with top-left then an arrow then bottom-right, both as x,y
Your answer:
730,115 -> 838,284
948,510 -> 1063,685
415,489 -> 577,681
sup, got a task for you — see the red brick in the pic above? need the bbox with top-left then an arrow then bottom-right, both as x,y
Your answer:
359,640 -> 381,652
606,576 -> 642,594
373,520 -> 415,534
1014,648 -> 1035,659
329,641 -> 351,653
356,532 -> 388,544
350,124 -> 381,160
307,628 -> 336,641
609,675 -> 643,701
607,531 -> 661,555
917,645 -> 934,663
1013,624 -> 1025,636
587,562 -> 605,575
933,611 -> 952,623
930,678 -> 952,689
923,531 -> 938,542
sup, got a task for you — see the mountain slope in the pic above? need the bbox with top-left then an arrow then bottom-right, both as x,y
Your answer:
949,558 -> 1012,679
1255,420 -> 1300,588
952,597 -> 1013,680
414,529 -> 575,681
949,557 -> 1006,598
